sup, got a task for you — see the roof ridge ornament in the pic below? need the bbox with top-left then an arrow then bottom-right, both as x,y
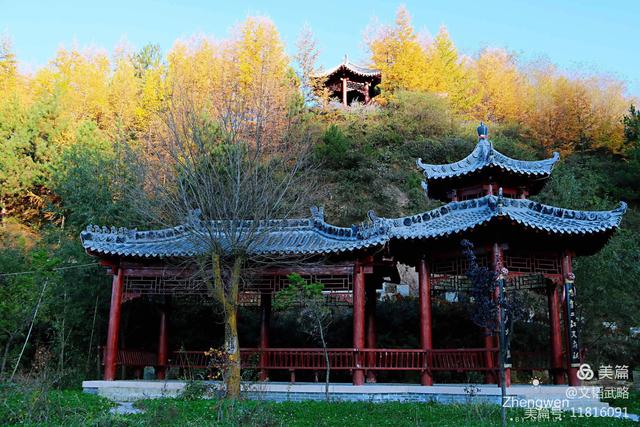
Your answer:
477,121 -> 488,141
310,206 -> 325,222
186,209 -> 202,227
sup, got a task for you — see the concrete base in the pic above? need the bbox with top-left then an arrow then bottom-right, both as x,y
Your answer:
84,380 -> 516,404
82,381 -> 595,406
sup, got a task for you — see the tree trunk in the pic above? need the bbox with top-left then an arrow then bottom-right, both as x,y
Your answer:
11,277 -> 48,381
318,316 -> 330,401
1,333 -> 16,376
224,305 -> 241,398
208,253 -> 244,399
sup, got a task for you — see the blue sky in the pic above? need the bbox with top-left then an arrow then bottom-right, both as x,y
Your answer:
2,0 -> 639,96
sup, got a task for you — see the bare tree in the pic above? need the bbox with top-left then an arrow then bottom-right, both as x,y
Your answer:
461,240 -> 526,427
128,79 -> 315,398
294,25 -> 329,107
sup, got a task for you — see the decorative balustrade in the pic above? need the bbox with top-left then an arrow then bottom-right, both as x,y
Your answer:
102,347 -> 551,380
170,348 -> 500,372
99,347 -> 157,367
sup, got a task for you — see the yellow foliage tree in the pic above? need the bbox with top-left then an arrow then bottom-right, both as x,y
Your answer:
475,48 -> 529,122
423,26 -> 479,114
524,62 -> 627,155
40,48 -> 111,130
109,47 -> 139,134
367,6 -> 429,98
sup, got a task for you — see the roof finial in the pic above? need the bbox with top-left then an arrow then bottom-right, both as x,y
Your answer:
477,121 -> 488,141
343,53 -> 348,64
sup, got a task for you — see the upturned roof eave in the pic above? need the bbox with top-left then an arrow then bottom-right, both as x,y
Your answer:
80,196 -> 626,259
417,141 -> 560,181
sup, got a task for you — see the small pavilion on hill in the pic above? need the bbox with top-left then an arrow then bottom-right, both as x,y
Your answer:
314,55 -> 381,106
81,123 -> 626,387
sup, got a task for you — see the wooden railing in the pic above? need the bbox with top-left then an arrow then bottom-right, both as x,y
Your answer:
99,347 -> 157,367
101,347 -> 552,374
169,348 -> 499,372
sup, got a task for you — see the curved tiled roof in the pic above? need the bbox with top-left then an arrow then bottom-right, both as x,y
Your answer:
417,140 -> 560,181
80,195 -> 626,259
314,55 -> 381,78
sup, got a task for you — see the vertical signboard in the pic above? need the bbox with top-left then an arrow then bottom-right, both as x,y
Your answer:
564,281 -> 580,367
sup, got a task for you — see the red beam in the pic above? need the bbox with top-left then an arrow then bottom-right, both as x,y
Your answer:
261,264 -> 356,276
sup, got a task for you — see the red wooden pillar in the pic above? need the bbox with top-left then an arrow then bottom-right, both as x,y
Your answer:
352,261 -> 365,385
365,281 -> 377,383
259,292 -> 271,381
342,77 -> 348,106
104,266 -> 124,381
418,256 -> 433,386
548,282 -> 565,384
562,251 -> 580,386
157,309 -> 168,380
483,331 -> 495,384
483,245 -> 498,384
492,243 -> 511,387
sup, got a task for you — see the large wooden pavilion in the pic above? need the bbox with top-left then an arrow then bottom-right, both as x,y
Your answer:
81,123 -> 625,387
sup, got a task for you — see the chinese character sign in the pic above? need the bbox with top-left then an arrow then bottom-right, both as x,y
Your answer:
564,282 -> 580,367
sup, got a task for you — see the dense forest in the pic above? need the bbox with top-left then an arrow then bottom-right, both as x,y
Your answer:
0,7 -> 638,386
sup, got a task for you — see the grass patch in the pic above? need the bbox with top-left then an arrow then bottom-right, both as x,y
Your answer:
130,399 -> 637,426
0,384 -> 114,426
0,386 -> 637,426
605,389 -> 640,414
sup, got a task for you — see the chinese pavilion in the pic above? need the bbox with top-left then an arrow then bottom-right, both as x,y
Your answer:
314,55 -> 381,106
81,123 -> 626,387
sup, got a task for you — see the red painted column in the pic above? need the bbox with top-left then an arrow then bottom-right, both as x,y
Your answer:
562,251 -> 580,386
548,282 -> 565,384
483,245 -> 498,384
104,266 -> 124,381
492,243 -> 511,387
484,332 -> 495,384
157,309 -> 168,380
342,77 -> 348,106
259,292 -> 271,381
418,256 -> 433,386
365,281 -> 377,383
352,261 -> 365,385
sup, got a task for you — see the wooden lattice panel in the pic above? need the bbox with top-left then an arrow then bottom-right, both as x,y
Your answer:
504,253 -> 560,274
124,276 -> 207,296
430,273 -> 545,293
124,273 -> 352,296
431,255 -> 489,276
250,273 -> 352,293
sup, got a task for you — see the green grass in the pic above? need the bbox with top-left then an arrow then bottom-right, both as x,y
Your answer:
0,387 -> 637,426
0,386 -> 114,426
605,390 -> 640,414
129,399 -> 639,426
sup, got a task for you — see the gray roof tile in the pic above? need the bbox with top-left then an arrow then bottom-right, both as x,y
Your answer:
314,56 -> 381,78
80,195 -> 626,259
417,140 -> 560,181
